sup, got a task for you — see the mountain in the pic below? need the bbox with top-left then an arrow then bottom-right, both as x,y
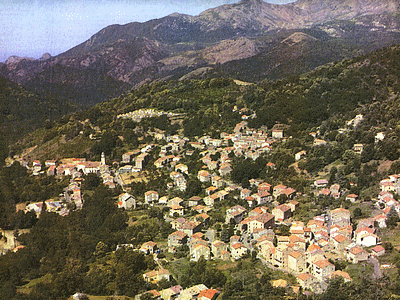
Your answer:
1,0 -> 400,107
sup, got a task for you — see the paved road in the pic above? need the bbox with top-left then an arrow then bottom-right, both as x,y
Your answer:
369,256 -> 383,279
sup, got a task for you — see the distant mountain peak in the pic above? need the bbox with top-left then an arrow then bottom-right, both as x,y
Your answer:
39,53 -> 52,61
5,55 -> 35,65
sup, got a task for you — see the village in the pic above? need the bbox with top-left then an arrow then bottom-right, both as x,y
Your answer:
2,109 -> 399,300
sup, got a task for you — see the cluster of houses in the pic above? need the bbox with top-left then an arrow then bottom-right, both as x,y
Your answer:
9,116 -> 398,298
117,109 -> 181,123
135,283 -> 219,300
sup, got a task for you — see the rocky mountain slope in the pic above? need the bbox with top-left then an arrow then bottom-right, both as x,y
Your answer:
1,0 -> 400,106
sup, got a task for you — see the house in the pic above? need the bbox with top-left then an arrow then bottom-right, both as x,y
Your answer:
171,217 -> 187,230
179,284 -> 208,300
32,160 -> 42,174
191,244 -> 211,261
143,269 -> 171,283
329,270 -> 352,283
159,196 -> 168,205
272,204 -> 292,221
231,242 -> 248,260
168,231 -> 188,248
373,214 -> 387,228
272,129 -> 284,139
259,240 -> 275,262
273,184 -> 287,198
288,251 -> 306,273
122,151 -> 136,163
353,144 -> 364,154
47,165 -> 56,176
198,170 -> 211,182
295,150 -> 306,161
170,205 -> 184,217
226,205 -> 247,224
118,193 -> 136,210
240,188 -> 252,199
329,208 -> 351,227
287,200 -> 299,213
160,285 -> 182,300
273,244 -> 292,268
371,245 -> 385,257
198,289 -> 219,300
188,196 -> 202,207
195,213 -> 210,225
247,213 -> 275,233
252,191 -> 272,205
248,206 -> 268,218
318,188 -> 331,197
219,164 -> 232,176
297,273 -> 318,291
258,182 -> 272,192
140,241 -> 158,255
313,139 -> 327,147
145,191 -> 159,205
346,194 -> 358,203
180,221 -> 202,237
314,179 -> 329,188
306,244 -> 325,265
375,132 -> 385,143
211,240 -> 228,260
272,279 -> 287,288
175,163 -> 189,174
356,231 -> 378,247
205,186 -> 218,196
211,175 -> 224,188
312,259 -> 335,281
331,234 -> 351,251
347,246 -> 369,263
203,193 -> 220,207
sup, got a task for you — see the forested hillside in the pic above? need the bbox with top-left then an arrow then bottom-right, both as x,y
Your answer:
1,44 -> 400,300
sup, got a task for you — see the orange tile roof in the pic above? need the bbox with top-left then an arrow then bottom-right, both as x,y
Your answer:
314,259 -> 332,269
198,289 -> 219,299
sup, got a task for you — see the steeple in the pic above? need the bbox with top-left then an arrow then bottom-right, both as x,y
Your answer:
101,152 -> 106,165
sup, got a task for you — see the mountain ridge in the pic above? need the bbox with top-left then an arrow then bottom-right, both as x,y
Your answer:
1,0 -> 400,107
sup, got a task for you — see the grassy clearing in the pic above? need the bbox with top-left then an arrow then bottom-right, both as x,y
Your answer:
17,273 -> 53,295
344,262 -> 374,284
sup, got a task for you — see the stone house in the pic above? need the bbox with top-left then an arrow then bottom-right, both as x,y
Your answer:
118,193 -> 136,210
145,191 -> 159,205
297,273 -> 318,291
288,251 -> 306,273
347,246 -> 369,263
168,231 -> 188,248
312,259 -> 335,281
231,242 -> 248,260
272,204 -> 292,221
191,244 -> 211,262
211,240 -> 228,260
329,208 -> 351,227
225,205 -> 247,224
140,241 -> 157,255
143,269 -> 171,283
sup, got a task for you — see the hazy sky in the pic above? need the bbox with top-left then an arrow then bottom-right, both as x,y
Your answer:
0,0 -> 295,62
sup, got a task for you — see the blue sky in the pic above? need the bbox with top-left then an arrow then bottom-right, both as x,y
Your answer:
0,0 -> 295,62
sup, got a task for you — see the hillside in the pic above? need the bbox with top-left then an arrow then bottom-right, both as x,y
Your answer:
15,44 -> 400,164
0,76 -> 77,145
1,45 -> 400,299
